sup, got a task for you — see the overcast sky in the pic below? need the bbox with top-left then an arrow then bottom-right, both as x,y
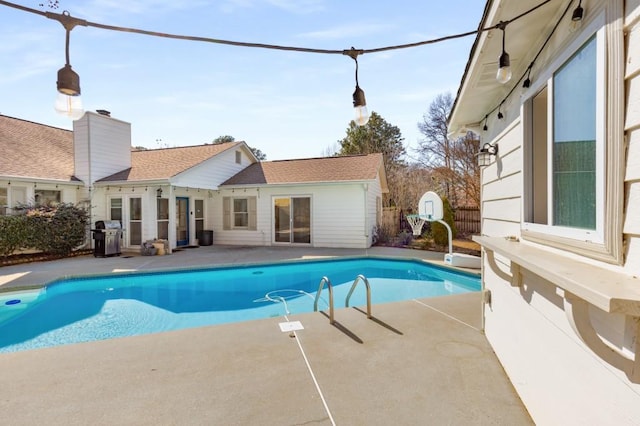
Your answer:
0,1 -> 484,160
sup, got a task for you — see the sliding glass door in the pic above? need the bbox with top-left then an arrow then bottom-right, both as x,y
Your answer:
274,197 -> 310,244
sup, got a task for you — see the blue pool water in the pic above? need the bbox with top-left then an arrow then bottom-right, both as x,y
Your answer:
0,257 -> 480,353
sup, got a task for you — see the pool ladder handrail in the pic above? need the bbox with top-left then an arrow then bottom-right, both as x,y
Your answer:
313,276 -> 334,324
345,274 -> 372,319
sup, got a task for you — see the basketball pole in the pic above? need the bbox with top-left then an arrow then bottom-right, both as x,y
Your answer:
436,219 -> 453,256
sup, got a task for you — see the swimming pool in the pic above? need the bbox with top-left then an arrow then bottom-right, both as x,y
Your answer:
0,257 -> 480,353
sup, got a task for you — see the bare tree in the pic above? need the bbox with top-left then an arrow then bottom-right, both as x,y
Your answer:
417,93 -> 480,207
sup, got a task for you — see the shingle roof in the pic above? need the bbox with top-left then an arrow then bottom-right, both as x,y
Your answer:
0,115 -> 77,181
97,142 -> 241,182
221,153 -> 384,186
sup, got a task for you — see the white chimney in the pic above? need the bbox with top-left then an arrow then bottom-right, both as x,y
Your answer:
73,111 -> 132,185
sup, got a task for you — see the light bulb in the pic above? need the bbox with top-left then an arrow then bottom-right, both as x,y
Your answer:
354,105 -> 369,126
569,17 -> 583,33
55,92 -> 84,120
496,51 -> 512,84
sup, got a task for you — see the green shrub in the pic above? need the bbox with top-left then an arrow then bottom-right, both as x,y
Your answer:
0,215 -> 29,257
9,202 -> 89,256
430,197 -> 457,247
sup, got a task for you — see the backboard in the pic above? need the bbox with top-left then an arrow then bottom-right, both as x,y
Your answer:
418,191 -> 443,221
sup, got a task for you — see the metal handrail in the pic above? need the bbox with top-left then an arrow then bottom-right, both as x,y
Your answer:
313,276 -> 334,324
345,274 -> 372,319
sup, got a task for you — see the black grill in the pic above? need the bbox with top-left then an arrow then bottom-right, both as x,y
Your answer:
92,220 -> 122,257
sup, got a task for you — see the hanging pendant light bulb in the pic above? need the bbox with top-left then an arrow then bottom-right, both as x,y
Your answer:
569,0 -> 584,32
346,48 -> 369,126
522,64 -> 533,89
50,11 -> 86,119
55,92 -> 84,119
353,85 -> 369,126
496,22 -> 512,84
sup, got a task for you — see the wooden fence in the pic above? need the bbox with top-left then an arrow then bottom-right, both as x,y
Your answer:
454,206 -> 481,235
392,206 -> 480,236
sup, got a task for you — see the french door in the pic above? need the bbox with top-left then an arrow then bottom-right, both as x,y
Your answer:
274,197 -> 311,244
108,196 -> 142,247
175,197 -> 189,246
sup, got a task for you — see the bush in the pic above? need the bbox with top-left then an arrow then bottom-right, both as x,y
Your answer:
5,202 -> 90,257
372,224 -> 394,245
0,215 -> 29,257
397,230 -> 413,246
430,197 -> 457,247
26,203 -> 90,255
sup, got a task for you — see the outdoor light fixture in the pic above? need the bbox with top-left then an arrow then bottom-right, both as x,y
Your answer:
570,0 -> 584,32
477,143 -> 498,167
157,187 -> 163,198
48,11 -> 87,119
345,48 -> 369,126
496,22 -> 512,84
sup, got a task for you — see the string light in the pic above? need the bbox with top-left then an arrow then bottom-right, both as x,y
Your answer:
0,0 -> 558,123
497,104 -> 504,120
51,10 -> 86,119
482,0 -> 575,132
496,22 -> 512,84
523,63 -> 533,89
482,115 -> 488,131
570,0 -> 584,32
345,48 -> 369,126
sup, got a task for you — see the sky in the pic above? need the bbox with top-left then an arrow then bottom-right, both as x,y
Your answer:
0,1 -> 485,161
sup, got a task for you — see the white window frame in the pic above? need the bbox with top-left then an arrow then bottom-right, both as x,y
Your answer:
233,197 -> 249,228
520,6 -> 624,264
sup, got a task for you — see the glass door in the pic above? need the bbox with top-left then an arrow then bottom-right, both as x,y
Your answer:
274,198 -> 291,243
273,197 -> 310,244
176,197 -> 189,246
128,197 -> 142,246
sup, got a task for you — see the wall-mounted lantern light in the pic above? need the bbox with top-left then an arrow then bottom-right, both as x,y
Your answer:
157,187 -> 163,198
477,143 -> 499,167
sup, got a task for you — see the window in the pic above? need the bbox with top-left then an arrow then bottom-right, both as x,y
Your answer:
195,199 -> 204,235
110,198 -> 123,226
0,188 -> 6,215
223,196 -> 257,230
526,37 -> 597,232
235,151 -> 242,164
522,9 -> 623,264
34,189 -> 61,205
234,198 -> 248,227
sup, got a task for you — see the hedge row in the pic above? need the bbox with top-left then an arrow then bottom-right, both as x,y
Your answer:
0,203 -> 90,258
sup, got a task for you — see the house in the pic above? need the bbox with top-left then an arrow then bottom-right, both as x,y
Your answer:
448,0 -> 640,423
0,111 -> 387,251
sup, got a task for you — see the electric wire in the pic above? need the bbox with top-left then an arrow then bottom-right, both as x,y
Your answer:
484,0 -> 577,126
0,0 -> 557,58
0,0 -> 574,131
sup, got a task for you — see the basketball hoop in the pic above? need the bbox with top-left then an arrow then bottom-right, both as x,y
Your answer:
405,214 -> 426,236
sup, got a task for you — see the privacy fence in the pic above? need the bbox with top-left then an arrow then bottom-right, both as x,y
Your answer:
383,206 -> 480,237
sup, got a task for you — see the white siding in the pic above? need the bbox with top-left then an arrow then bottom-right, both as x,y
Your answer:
212,182 -> 376,249
625,15 -> 640,276
73,112 -> 132,185
172,146 -> 254,190
475,1 -> 640,423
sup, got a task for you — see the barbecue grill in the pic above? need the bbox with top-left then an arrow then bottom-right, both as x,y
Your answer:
92,220 -> 122,257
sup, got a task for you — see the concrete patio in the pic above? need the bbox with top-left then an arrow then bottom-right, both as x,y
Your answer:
0,246 -> 532,425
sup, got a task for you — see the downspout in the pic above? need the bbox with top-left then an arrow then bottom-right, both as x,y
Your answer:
364,183 -> 369,246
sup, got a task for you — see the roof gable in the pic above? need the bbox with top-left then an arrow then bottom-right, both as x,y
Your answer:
97,142 -> 243,182
222,153 -> 385,187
